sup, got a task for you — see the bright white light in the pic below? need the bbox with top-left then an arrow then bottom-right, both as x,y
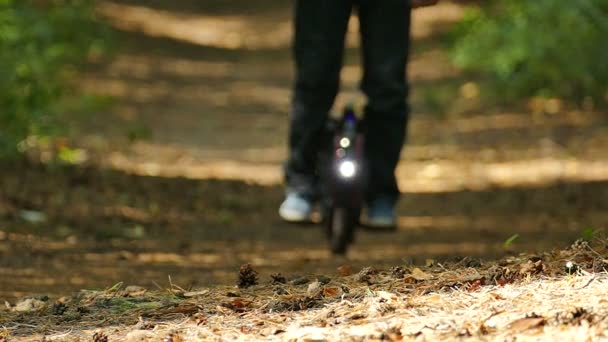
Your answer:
338,160 -> 356,178
340,138 -> 351,148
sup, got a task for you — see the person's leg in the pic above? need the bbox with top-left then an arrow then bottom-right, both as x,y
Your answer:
286,0 -> 353,199
358,0 -> 411,209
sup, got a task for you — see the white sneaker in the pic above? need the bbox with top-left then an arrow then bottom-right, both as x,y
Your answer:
363,197 -> 397,230
279,192 -> 313,223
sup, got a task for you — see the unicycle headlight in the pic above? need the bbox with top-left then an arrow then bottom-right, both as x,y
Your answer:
338,160 -> 357,179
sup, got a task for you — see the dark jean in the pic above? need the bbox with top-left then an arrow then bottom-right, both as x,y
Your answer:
286,0 -> 411,203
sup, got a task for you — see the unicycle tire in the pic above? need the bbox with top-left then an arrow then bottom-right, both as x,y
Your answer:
328,207 -> 357,255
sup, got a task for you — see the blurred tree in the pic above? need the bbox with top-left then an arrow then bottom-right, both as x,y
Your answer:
452,0 -> 608,107
0,0 -> 109,158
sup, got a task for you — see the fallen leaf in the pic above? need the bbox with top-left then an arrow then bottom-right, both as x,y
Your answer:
220,298 -> 253,312
122,285 -> 147,297
192,313 -> 207,326
509,317 -> 545,331
520,260 -> 546,275
231,298 -> 251,309
490,293 -> 505,300
428,295 -> 441,303
337,265 -> 353,277
391,266 -> 406,278
13,298 -> 46,312
468,279 -> 483,292
479,322 -> 494,335
183,290 -> 209,298
410,268 -> 433,281
458,327 -> 472,337
385,330 -> 403,341
376,291 -> 397,302
134,317 -> 156,330
356,267 -> 378,283
307,281 -> 322,296
348,313 -> 367,321
148,303 -> 199,317
163,333 -> 184,342
323,288 -> 338,297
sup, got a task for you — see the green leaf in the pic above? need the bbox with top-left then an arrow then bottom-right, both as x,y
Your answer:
503,234 -> 520,248
581,227 -> 597,241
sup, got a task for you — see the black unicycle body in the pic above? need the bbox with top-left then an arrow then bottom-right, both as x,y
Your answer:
322,105 -> 365,255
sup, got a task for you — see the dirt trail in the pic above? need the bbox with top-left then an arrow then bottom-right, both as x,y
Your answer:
2,0 -> 608,304
3,241 -> 608,341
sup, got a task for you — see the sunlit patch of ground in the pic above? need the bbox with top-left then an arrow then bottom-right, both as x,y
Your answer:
97,1 -> 464,50
97,1 -> 292,50
3,241 -> 608,341
102,150 -> 608,192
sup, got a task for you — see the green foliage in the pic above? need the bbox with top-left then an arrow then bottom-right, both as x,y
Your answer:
581,227 -> 598,241
452,0 -> 608,105
503,233 -> 520,249
0,0 -> 109,158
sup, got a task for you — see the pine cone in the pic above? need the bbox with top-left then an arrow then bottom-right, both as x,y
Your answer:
52,302 -> 68,316
237,264 -> 258,288
92,332 -> 108,342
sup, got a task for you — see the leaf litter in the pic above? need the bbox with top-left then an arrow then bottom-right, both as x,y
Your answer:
2,239 -> 608,341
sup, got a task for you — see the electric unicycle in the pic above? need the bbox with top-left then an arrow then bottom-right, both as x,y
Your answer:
322,104 -> 366,255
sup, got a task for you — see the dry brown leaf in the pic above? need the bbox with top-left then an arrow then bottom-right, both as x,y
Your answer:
428,295 -> 441,303
230,298 -> 252,309
337,265 -> 353,277
385,330 -> 404,341
13,298 -> 46,312
468,279 -> 483,292
122,285 -> 147,297
183,290 -> 209,298
307,281 -> 322,296
479,322 -> 494,335
509,317 -> 545,331
323,288 -> 339,297
150,303 -> 199,317
163,333 -> 184,342
520,260 -> 546,275
376,291 -> 398,302
410,268 -> 433,281
490,293 -> 505,300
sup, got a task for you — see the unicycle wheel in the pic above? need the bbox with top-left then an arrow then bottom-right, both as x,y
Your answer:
328,207 -> 358,255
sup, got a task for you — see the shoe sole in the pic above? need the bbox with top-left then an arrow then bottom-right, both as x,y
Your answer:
279,208 -> 312,223
362,218 -> 397,231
